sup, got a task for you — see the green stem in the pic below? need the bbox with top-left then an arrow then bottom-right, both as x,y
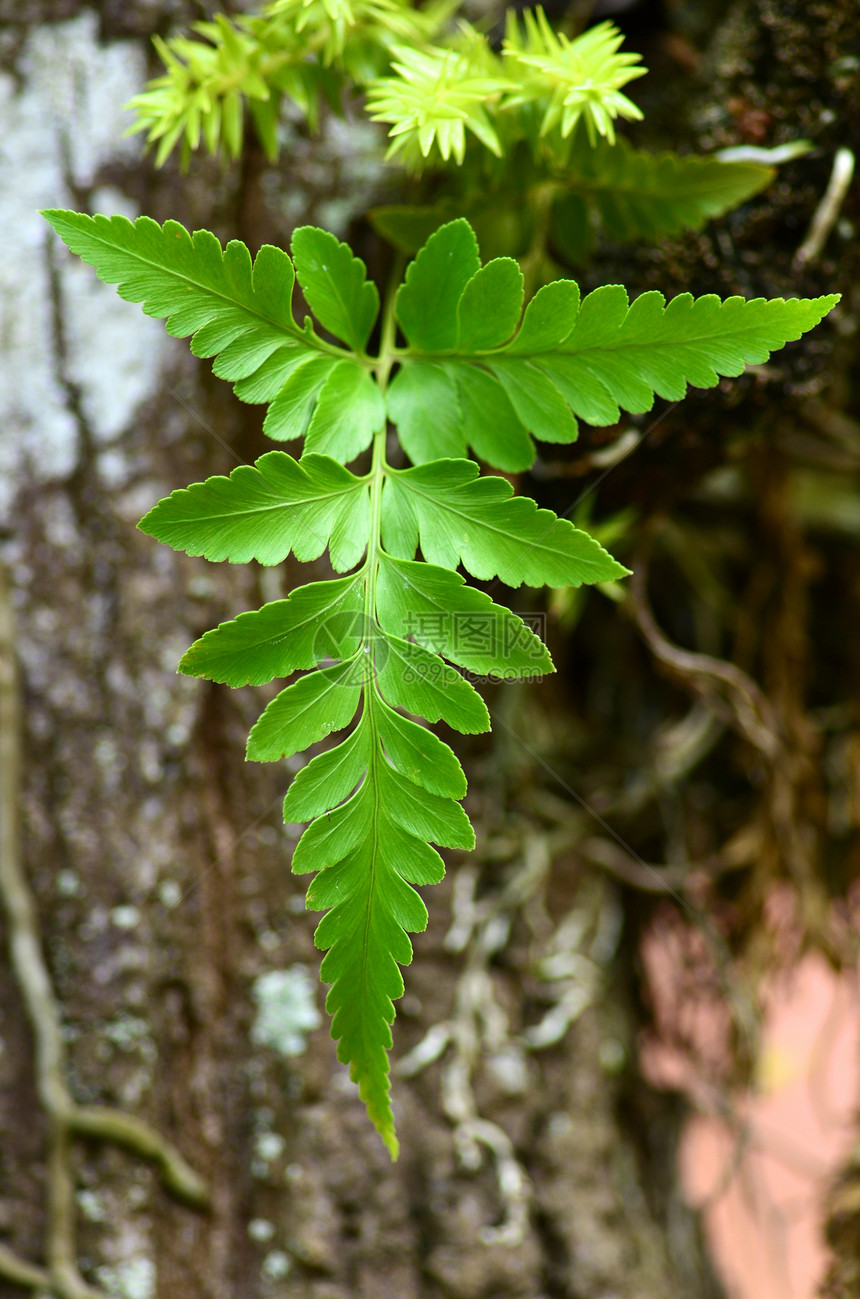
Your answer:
353,261 -> 405,1160
518,180 -> 556,300
362,253 -> 403,651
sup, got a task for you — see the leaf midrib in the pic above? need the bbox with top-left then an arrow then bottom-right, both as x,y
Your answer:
402,308 -> 820,364
354,690 -> 394,1132
172,481 -> 366,524
563,161 -> 770,203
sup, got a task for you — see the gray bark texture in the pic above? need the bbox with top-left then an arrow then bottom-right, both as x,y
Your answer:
0,2 -> 858,1298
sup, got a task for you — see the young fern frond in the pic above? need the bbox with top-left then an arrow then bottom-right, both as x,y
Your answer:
125,0 -> 448,164
42,208 -> 838,1154
266,0 -> 447,56
126,3 -> 647,172
502,10 -> 647,145
125,14 -> 303,165
364,33 -> 513,166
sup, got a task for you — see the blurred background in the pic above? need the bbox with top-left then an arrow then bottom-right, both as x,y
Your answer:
0,1 -> 859,1296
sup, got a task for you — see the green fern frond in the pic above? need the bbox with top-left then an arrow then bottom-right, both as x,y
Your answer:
365,33 -> 513,166
549,133 -> 775,260
43,208 -> 838,1156
502,11 -> 646,145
